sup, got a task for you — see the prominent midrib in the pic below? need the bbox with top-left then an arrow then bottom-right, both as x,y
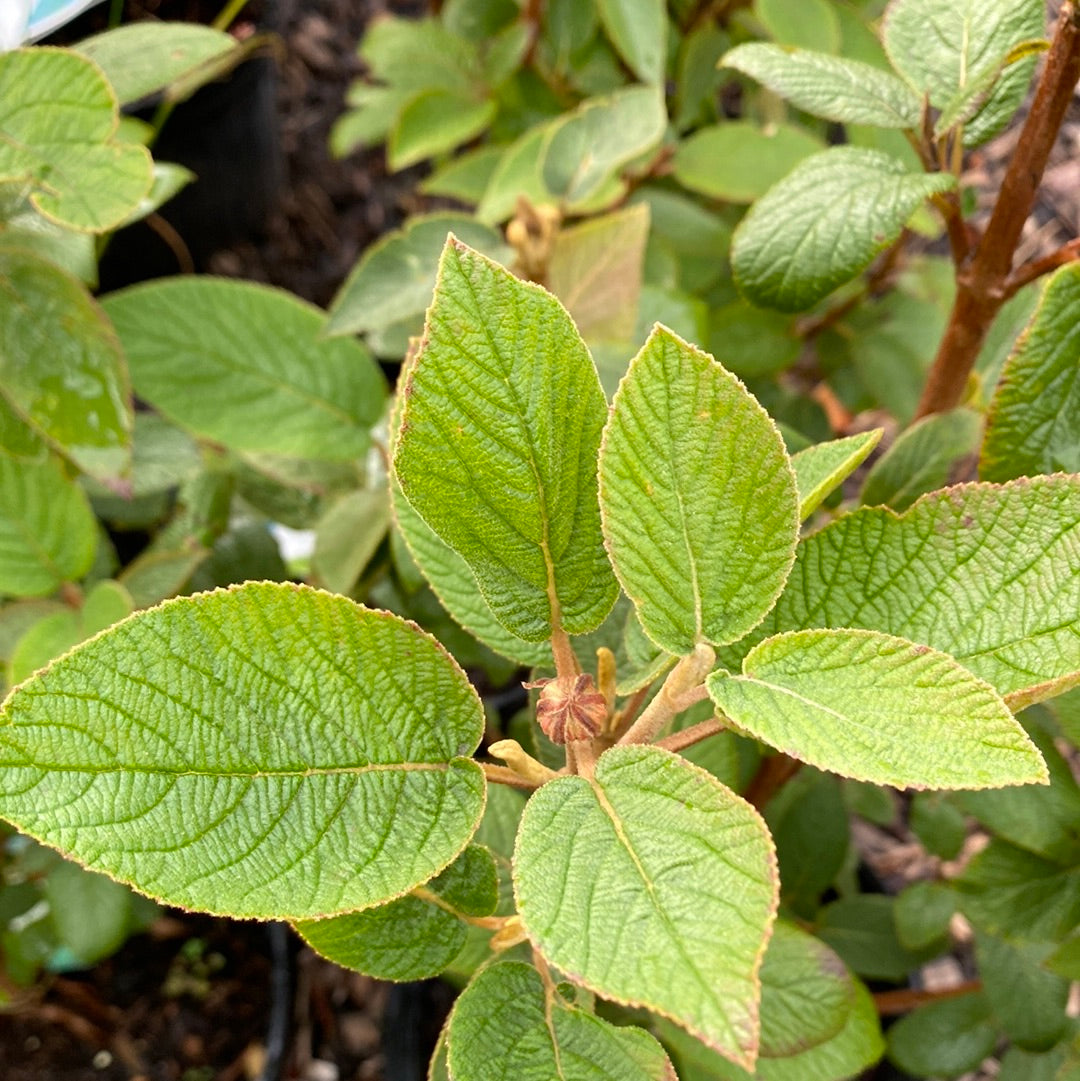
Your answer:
0,760 -> 454,778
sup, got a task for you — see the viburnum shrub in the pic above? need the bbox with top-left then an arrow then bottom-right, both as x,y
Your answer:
1,235 -> 1078,1081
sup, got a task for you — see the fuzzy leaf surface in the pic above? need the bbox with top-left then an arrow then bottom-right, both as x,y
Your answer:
104,278 -> 385,461
514,745 -> 778,1070
0,452 -> 97,597
882,0 -> 1043,145
599,325 -> 798,654
708,629 -> 1046,789
0,582 -> 486,919
294,844 -> 497,982
0,248 -> 132,480
0,49 -> 152,231
395,238 -> 616,642
447,961 -> 676,1081
790,430 -> 882,520
758,476 -> 1080,708
982,264 -> 1080,480
721,43 -> 922,128
731,147 -> 955,312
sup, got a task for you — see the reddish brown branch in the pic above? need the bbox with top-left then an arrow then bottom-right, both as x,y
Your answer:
1005,234 -> 1080,295
744,753 -> 803,811
654,718 -> 725,754
914,2 -> 1080,419
873,980 -> 983,1016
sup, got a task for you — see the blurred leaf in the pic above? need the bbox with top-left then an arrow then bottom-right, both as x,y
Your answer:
910,792 -> 968,860
817,896 -> 923,982
755,0 -> 841,52
674,122 -> 823,204
894,880 -> 955,951
886,993 -> 997,1078
596,0 -> 667,83
312,487 -> 391,596
43,861 -> 133,966
388,89 -> 496,171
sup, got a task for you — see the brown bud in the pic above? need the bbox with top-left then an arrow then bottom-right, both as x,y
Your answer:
525,673 -> 607,744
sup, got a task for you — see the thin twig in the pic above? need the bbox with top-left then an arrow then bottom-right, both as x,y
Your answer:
654,718 -> 725,755
874,980 -> 982,1016
744,753 -> 802,811
1005,235 -> 1080,295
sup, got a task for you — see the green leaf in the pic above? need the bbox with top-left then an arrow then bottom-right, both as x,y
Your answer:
103,278 -> 386,461
817,895 -> 923,982
542,87 -> 666,208
394,238 -> 616,642
0,248 -> 132,481
294,844 -> 497,982
547,203 -> 651,344
0,183 -> 97,285
312,487 -> 391,596
73,23 -> 239,106
910,792 -> 967,860
707,300 -> 799,380
326,213 -> 508,339
43,860 -> 134,966
514,745 -> 778,1070
420,145 -> 505,204
953,720 -> 1080,862
765,769 -> 849,916
476,124 -> 557,225
721,44 -> 922,128
861,408 -> 983,511
758,476 -> 1080,708
894,880 -> 955,951
388,89 -> 496,171
954,839 -> 1080,941
1045,930 -> 1080,979
0,452 -> 97,598
758,923 -> 854,1058
708,628 -> 1046,789
977,934 -> 1070,1051
882,0 -> 1044,146
982,264 -> 1080,480
447,962 -> 676,1081
731,147 -> 955,312
0,49 -> 152,232
755,0 -> 840,53
790,430 -> 882,520
9,609 -> 81,685
0,582 -> 486,919
673,122 -> 823,205
886,993 -> 997,1079
596,0 -> 667,83
599,325 -> 798,654
658,977 -> 884,1081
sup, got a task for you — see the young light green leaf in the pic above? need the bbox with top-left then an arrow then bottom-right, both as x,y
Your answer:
1,249 -> 132,481
0,582 -> 486,919
0,452 -> 97,598
103,278 -> 386,461
599,325 -> 798,654
294,844 -> 497,982
759,476 -> 1080,709
708,628 -> 1046,789
448,961 -> 677,1081
673,121 -> 823,204
790,430 -> 882,519
43,860 -> 134,966
982,264 -> 1080,481
394,238 -> 617,642
547,203 -> 650,344
388,89 -> 496,172
862,408 -> 983,511
757,923 -> 855,1058
0,182 -> 97,285
755,0 -> 840,53
882,0 -> 1044,145
542,87 -> 666,208
73,23 -> 239,106
721,44 -> 922,128
514,745 -> 778,1070
731,148 -> 955,312
596,0 -> 667,83
326,213 -> 508,339
476,124 -> 557,225
0,49 -> 152,232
